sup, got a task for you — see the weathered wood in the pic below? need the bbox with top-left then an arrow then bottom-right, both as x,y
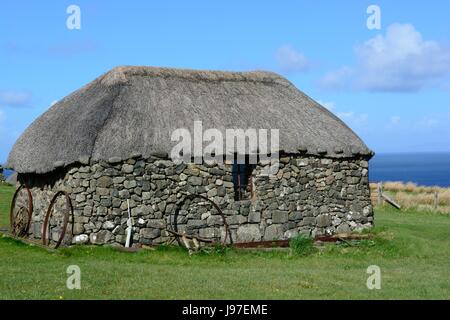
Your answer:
381,193 -> 401,209
377,182 -> 383,205
434,191 -> 439,209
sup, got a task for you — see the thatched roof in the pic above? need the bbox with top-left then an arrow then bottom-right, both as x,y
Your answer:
7,66 -> 373,174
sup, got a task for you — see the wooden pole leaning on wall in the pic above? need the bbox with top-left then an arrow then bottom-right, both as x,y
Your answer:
377,181 -> 401,210
382,193 -> 401,210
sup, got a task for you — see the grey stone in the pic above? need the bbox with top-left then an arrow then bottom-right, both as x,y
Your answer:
100,197 -> 112,207
187,219 -> 206,228
124,180 -> 137,189
142,192 -> 152,200
263,224 -> 283,241
147,219 -> 165,229
237,225 -> 261,242
207,215 -> 223,226
289,211 -> 303,220
157,201 -> 166,213
122,164 -> 134,173
90,230 -> 113,244
316,214 -> 332,227
299,217 -> 315,226
199,228 -> 220,239
187,176 -> 203,186
96,187 -> 110,196
207,188 -> 218,197
102,221 -> 115,230
226,215 -> 247,225
97,176 -> 113,188
75,194 -> 86,202
140,228 -> 160,239
217,187 -> 226,197
272,211 -> 288,223
336,223 -> 351,233
119,190 -> 130,199
248,211 -> 261,223
78,155 -> 90,165
73,223 -> 85,235
223,181 -> 234,188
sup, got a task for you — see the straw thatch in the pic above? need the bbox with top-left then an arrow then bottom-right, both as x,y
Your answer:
7,66 -> 372,174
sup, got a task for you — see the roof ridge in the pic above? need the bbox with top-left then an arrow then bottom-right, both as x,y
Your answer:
98,65 -> 293,87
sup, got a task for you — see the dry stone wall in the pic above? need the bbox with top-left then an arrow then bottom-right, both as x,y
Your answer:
18,154 -> 373,246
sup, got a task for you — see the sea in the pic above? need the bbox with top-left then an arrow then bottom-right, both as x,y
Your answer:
369,152 -> 450,188
2,152 -> 450,188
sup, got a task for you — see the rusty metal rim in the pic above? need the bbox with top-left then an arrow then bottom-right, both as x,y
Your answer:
42,191 -> 73,249
9,184 -> 33,237
169,192 -> 231,246
232,240 -> 290,248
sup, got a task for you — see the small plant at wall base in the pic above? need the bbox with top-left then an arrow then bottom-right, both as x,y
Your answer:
289,234 -> 316,256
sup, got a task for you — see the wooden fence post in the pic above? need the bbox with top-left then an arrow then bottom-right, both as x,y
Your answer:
377,182 -> 383,206
434,191 -> 439,209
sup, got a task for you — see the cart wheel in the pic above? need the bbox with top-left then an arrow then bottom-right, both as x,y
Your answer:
170,193 -> 230,246
42,191 -> 73,249
10,185 -> 33,237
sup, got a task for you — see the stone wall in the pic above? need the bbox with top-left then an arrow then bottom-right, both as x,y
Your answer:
17,154 -> 373,246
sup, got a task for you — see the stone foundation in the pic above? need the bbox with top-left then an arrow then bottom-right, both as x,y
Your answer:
16,154 -> 373,246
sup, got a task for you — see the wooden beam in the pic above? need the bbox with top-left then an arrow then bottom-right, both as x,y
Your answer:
381,193 -> 401,209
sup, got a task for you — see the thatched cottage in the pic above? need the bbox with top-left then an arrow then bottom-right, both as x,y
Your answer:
7,66 -> 374,247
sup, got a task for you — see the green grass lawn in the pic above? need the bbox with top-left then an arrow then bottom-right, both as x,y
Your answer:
0,184 -> 14,228
0,183 -> 449,299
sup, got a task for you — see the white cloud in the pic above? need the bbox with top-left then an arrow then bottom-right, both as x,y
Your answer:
320,23 -> 450,92
276,45 -> 310,74
317,100 -> 368,130
0,110 -> 4,122
319,67 -> 354,90
0,90 -> 32,108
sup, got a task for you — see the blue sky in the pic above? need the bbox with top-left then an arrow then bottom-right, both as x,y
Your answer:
1,1 -> 450,163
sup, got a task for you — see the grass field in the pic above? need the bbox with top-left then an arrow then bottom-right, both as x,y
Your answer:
0,184 -> 13,228
0,183 -> 449,299
370,181 -> 450,213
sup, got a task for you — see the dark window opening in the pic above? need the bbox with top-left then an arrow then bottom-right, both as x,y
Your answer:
232,161 -> 255,201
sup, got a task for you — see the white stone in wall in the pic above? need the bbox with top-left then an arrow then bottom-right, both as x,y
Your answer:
74,234 -> 89,244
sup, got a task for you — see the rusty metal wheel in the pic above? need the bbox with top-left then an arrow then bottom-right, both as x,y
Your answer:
42,191 -> 73,249
10,185 -> 33,237
169,193 -> 230,246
